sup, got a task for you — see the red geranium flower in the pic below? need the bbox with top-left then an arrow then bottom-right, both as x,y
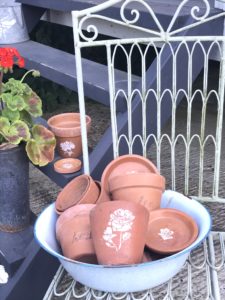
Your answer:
0,47 -> 25,71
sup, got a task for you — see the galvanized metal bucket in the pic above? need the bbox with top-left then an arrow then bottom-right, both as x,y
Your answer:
0,0 -> 29,44
0,145 -> 30,232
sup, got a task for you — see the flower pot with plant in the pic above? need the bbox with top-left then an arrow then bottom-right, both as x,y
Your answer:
0,47 -> 56,232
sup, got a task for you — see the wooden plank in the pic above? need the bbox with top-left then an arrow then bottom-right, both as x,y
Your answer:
11,41 -> 139,112
18,0 -> 220,16
19,0 -> 221,42
21,4 -> 46,33
0,240 -> 59,300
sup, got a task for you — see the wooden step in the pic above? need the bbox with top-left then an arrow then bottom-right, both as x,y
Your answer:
18,0 -> 220,16
12,40 -> 140,112
18,0 -> 92,12
0,240 -> 59,300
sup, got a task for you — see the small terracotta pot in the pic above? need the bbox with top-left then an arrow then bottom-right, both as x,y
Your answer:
90,200 -> 149,265
56,204 -> 97,263
55,174 -> 100,214
101,154 -> 159,193
108,173 -> 165,212
47,113 -> 91,158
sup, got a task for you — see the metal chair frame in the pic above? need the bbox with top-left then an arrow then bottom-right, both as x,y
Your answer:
44,0 -> 225,298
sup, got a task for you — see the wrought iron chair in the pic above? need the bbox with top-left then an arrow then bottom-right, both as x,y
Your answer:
43,0 -> 225,298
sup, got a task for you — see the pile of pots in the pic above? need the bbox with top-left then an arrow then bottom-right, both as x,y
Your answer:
55,154 -> 198,266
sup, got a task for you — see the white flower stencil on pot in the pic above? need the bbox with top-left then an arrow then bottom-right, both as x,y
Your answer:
158,228 -> 174,240
90,200 -> 149,265
103,209 -> 135,251
60,141 -> 75,157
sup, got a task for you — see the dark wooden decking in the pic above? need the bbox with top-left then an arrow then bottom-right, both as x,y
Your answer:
20,0 -> 221,32
19,0 -> 219,15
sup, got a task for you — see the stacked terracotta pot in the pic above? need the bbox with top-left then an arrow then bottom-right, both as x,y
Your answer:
55,174 -> 100,264
104,155 -> 165,212
48,112 -> 91,158
55,154 -> 168,265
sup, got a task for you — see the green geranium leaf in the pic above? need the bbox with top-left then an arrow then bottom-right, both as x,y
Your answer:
22,83 -> 33,96
20,110 -> 34,127
3,79 -> 32,96
24,91 -> 42,117
2,106 -> 20,122
7,95 -> 26,111
4,120 -> 31,144
0,116 -> 10,136
3,78 -> 18,93
1,93 -> 13,103
26,124 -> 56,166
0,134 -> 6,144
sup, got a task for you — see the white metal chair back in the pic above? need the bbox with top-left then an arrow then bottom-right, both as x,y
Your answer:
52,1 -> 225,299
72,0 -> 225,202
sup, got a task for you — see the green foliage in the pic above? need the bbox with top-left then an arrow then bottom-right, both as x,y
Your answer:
0,70 -> 56,166
26,125 -> 56,167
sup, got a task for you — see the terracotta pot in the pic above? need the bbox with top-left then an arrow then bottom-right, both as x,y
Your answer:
90,200 -> 149,265
108,173 -> 165,212
56,204 -> 97,263
47,113 -> 91,158
55,174 -> 100,214
101,154 -> 159,194
95,183 -> 111,203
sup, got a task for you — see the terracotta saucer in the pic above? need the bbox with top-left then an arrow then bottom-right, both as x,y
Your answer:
54,158 -> 82,174
101,154 -> 159,192
145,208 -> 198,254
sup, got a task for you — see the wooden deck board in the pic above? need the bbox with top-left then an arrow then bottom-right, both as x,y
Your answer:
11,41 -> 139,111
18,0 -> 220,16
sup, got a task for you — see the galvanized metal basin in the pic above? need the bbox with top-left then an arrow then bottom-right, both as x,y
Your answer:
34,190 -> 211,293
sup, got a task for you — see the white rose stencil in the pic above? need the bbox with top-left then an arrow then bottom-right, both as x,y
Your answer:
103,208 -> 135,251
60,141 -> 75,156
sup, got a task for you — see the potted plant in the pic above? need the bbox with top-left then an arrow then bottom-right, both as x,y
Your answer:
0,47 -> 56,232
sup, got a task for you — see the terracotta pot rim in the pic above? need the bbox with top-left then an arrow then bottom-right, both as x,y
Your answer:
55,174 -> 100,213
47,113 -> 91,137
91,199 -> 149,215
101,154 -> 159,193
109,173 -> 165,192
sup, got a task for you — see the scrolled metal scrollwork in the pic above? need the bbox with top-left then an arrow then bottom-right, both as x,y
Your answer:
190,0 -> 210,21
167,0 -> 212,34
75,0 -> 224,42
120,0 -> 163,32
78,15 -> 99,42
